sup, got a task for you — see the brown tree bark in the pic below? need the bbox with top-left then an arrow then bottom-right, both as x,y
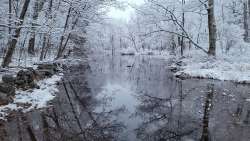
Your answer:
2,0 -> 31,68
207,0 -> 217,56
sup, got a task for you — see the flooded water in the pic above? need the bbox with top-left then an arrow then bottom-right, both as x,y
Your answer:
0,53 -> 250,141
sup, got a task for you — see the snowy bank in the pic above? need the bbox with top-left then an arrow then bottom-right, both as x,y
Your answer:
174,50 -> 250,84
118,48 -> 173,57
0,74 -> 63,120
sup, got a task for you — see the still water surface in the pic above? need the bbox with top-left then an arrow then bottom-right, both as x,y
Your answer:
0,54 -> 250,141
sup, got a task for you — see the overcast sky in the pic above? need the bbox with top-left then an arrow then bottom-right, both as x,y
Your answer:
108,0 -> 144,21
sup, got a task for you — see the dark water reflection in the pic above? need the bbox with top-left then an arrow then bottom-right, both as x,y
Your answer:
87,54 -> 250,141
0,54 -> 250,141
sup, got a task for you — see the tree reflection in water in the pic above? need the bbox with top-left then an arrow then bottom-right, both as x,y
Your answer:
0,63 -> 125,141
200,84 -> 214,141
134,80 -> 201,141
1,55 -> 250,141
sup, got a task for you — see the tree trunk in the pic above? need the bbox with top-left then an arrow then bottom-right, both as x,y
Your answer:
46,0 -> 53,18
207,0 -> 217,56
40,34 -> 47,61
40,0 -> 53,60
111,34 -> 115,56
2,0 -> 31,68
43,37 -> 51,60
28,36 -> 35,55
55,6 -> 72,59
244,2 -> 249,42
56,12 -> 80,59
28,0 -> 45,55
8,0 -> 12,35
248,0 -> 250,18
181,0 -> 185,56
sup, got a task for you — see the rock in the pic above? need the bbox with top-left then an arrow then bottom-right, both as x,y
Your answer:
16,70 -> 33,83
170,66 -> 179,73
176,61 -> 183,66
0,82 -> 15,105
15,69 -> 39,90
36,63 -> 61,78
0,92 -> 13,106
0,83 -> 15,96
37,69 -> 54,78
147,52 -> 154,55
37,63 -> 59,72
29,81 -> 40,89
121,52 -> 135,56
175,72 -> 191,80
26,67 -> 40,80
2,74 -> 15,84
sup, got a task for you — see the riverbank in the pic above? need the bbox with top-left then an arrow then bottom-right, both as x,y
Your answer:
172,49 -> 250,84
0,54 -> 84,120
114,48 -> 250,84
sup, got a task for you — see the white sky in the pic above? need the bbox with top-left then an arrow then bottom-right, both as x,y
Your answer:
108,0 -> 144,21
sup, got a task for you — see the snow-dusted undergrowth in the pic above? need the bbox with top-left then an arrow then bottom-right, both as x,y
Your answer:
0,74 -> 63,120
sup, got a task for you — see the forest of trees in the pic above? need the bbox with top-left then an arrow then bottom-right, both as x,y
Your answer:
0,0 -> 117,68
0,0 -> 249,84
0,1 -> 250,140
88,0 -> 250,59
0,0 -> 249,69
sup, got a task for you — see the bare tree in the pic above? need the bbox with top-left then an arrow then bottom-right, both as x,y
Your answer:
40,0 -> 53,61
27,0 -> 46,55
180,0 -> 185,56
55,6 -> 72,59
8,0 -> 12,35
244,0 -> 249,42
40,34 -> 47,61
2,0 -> 31,68
207,0 -> 217,56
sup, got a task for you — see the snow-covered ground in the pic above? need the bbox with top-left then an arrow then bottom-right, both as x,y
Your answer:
174,49 -> 250,83
0,54 -> 84,120
0,74 -> 63,120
